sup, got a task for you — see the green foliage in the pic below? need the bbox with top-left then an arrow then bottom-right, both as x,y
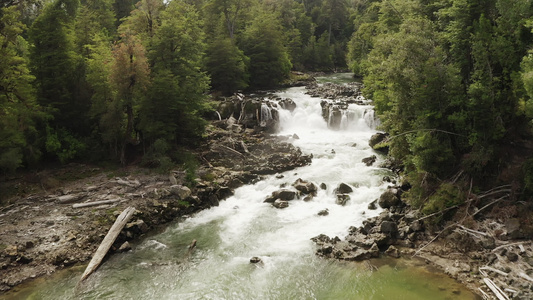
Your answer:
421,183 -> 465,224
45,126 -> 87,164
240,7 -> 292,89
206,34 -> 249,95
522,158 -> 533,200
139,0 -> 209,146
29,0 -> 87,133
0,6 -> 45,173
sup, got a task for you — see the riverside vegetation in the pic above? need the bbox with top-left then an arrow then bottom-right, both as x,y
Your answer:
2,0 -> 533,298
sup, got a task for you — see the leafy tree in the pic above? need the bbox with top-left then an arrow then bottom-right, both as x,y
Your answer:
140,0 -> 210,147
109,30 -> 150,164
364,17 -> 462,180
240,7 -> 292,89
28,0 -> 86,133
205,33 -> 249,95
0,6 -> 44,172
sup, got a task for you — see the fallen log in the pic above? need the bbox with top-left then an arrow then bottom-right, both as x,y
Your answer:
73,199 -> 122,209
79,206 -> 136,282
483,278 -> 510,300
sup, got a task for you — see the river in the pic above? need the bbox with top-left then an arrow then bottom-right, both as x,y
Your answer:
4,74 -> 479,300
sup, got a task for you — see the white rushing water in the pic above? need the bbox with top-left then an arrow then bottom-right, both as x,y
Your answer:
11,79 -> 479,300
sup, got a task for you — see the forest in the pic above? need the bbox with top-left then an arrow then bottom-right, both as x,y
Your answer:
2,0 -> 533,211
0,0 -> 353,173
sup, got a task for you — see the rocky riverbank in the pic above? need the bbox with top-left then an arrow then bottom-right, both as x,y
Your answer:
0,116 -> 312,293
310,133 -> 533,300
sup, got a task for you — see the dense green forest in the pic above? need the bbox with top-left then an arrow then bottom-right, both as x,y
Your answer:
0,0 -> 354,173
346,0 -> 533,211
2,0 -> 533,211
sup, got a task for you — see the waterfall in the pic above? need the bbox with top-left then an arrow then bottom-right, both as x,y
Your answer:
260,103 -> 272,127
340,111 -> 348,130
363,109 -> 380,129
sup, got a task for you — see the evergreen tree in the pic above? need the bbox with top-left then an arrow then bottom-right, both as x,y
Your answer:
240,8 -> 292,89
139,0 -> 209,146
0,6 -> 44,172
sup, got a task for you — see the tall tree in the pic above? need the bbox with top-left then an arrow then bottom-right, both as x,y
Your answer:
240,7 -> 292,89
28,0 -> 84,132
140,0 -> 209,146
110,30 -> 150,164
0,6 -> 44,172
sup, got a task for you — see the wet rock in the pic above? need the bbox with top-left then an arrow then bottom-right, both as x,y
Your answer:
335,183 -> 353,194
250,257 -> 263,264
292,178 -> 317,194
380,221 -> 398,237
378,188 -> 400,209
370,243 -> 380,258
362,155 -> 377,166
118,241 -> 132,252
336,194 -> 350,206
264,189 -> 296,203
385,245 -> 400,258
272,200 -> 289,209
318,209 -> 329,216
320,183 -> 327,190
368,200 -> 377,210
126,219 -> 149,234
369,132 -> 389,153
303,195 -> 314,202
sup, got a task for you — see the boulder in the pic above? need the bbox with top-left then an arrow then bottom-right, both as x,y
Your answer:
385,245 -> 400,258
272,200 -> 289,209
380,221 -> 398,236
170,185 -> 192,200
264,189 -> 296,203
378,188 -> 400,209
336,194 -> 350,206
250,257 -> 263,264
318,209 -> 329,216
368,200 -> 377,210
292,178 -> 317,194
118,241 -> 132,252
335,183 -> 353,194
369,132 -> 388,149
362,155 -> 377,166
369,243 -> 380,258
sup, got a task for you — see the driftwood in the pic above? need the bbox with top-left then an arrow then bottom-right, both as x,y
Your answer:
73,199 -> 122,209
79,206 -> 136,282
519,272 -> 533,283
480,266 -> 509,277
483,278 -> 510,300
491,242 -> 527,253
57,194 -> 86,204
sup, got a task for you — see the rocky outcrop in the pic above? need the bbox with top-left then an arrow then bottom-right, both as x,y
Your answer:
369,133 -> 389,154
305,82 -> 379,130
216,93 -> 296,133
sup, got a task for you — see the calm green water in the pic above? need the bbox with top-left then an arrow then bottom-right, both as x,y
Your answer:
2,75 -> 479,300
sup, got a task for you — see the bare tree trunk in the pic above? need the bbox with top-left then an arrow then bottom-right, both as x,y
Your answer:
79,206 -> 136,283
